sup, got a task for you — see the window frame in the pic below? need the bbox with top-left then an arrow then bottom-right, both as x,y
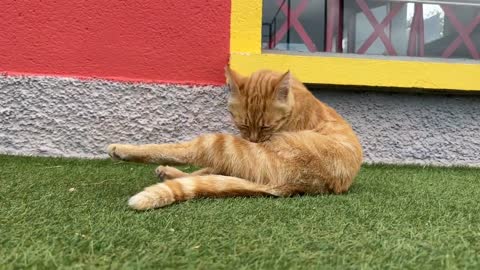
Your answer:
229,0 -> 480,91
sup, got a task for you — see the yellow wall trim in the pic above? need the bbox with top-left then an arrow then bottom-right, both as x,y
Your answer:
231,52 -> 480,91
230,0 -> 262,54
229,0 -> 480,91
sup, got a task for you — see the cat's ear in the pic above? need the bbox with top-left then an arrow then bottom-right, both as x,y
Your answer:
225,66 -> 244,100
274,70 -> 292,103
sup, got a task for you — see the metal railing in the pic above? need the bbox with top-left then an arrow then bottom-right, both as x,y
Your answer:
262,0 -> 291,49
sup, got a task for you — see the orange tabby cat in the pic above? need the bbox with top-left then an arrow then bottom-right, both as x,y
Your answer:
107,67 -> 363,210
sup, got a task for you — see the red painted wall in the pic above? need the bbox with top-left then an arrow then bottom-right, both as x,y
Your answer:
0,0 -> 230,85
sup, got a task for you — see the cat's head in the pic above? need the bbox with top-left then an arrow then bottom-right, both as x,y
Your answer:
225,67 -> 295,143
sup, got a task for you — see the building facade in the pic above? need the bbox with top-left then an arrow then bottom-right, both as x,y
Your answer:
1,0 -> 479,166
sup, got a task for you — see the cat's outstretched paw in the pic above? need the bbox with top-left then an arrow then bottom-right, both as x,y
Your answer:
107,144 -> 131,161
155,166 -> 187,182
107,144 -> 119,159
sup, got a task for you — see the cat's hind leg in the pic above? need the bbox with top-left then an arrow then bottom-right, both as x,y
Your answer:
129,175 -> 330,210
128,175 -> 277,210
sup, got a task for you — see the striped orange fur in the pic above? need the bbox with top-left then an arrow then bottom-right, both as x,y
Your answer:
107,67 -> 363,210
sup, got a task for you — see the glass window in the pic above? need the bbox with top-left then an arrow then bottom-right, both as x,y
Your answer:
262,0 -> 326,52
262,0 -> 480,60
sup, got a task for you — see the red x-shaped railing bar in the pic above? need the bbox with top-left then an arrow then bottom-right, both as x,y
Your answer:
407,3 -> 425,57
271,0 -> 318,52
441,5 -> 480,59
355,0 -> 404,55
325,0 -> 343,53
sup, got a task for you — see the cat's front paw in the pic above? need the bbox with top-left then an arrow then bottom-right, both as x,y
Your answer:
107,144 -> 131,161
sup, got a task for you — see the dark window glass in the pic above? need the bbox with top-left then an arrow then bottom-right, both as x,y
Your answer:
262,0 -> 480,60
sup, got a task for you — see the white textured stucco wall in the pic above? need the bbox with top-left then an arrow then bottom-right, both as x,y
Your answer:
1,75 -> 479,166
0,75 -> 235,158
315,89 -> 480,166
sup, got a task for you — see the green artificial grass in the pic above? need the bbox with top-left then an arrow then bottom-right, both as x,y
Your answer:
1,155 -> 479,269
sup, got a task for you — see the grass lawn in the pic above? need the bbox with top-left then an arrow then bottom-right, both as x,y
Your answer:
1,155 -> 479,269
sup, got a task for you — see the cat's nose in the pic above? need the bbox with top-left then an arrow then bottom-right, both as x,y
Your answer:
249,134 -> 259,143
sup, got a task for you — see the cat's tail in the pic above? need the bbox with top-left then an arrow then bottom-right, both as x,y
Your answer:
128,175 -> 280,210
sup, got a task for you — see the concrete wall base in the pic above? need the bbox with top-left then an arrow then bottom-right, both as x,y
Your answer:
1,75 -> 479,166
